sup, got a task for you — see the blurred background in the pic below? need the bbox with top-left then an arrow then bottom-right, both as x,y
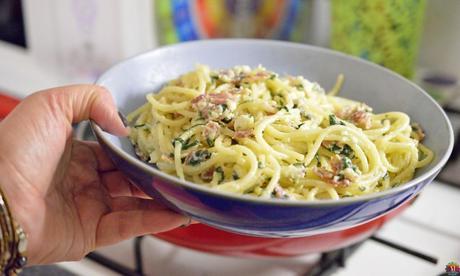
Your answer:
0,0 -> 459,103
1,1 -> 460,275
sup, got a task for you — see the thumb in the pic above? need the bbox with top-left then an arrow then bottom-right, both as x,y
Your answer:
41,84 -> 128,136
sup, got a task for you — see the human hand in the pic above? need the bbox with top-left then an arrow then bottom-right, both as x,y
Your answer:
0,85 -> 189,264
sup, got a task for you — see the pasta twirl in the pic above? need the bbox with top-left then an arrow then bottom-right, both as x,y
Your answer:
128,65 -> 433,200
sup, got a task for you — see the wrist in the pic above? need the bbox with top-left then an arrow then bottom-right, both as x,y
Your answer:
0,159 -> 34,266
0,180 -> 28,274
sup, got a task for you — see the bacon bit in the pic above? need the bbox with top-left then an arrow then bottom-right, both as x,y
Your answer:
335,104 -> 372,130
191,93 -> 233,120
200,167 -> 215,181
256,71 -> 270,78
135,148 -> 149,162
191,94 -> 206,105
329,155 -> 343,173
203,121 -> 220,139
218,69 -> 236,81
411,123 -> 425,141
313,167 -> 335,181
321,140 -> 335,149
313,167 -> 351,188
335,106 -> 353,119
191,94 -> 211,119
233,130 -> 253,139
273,186 -> 289,199
350,111 -> 371,129
160,154 -> 174,163
332,177 -> 351,187
241,71 -> 271,83
208,92 -> 233,105
226,119 -> 235,130
313,155 -> 353,188
230,71 -> 271,85
172,112 -> 182,119
184,150 -> 212,166
227,87 -> 242,94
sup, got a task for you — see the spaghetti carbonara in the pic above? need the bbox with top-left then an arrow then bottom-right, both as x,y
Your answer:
127,65 -> 433,200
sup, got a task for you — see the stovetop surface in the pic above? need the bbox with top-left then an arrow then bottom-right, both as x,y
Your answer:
54,181 -> 459,276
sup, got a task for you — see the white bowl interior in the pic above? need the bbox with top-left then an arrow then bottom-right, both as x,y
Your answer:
97,40 -> 452,183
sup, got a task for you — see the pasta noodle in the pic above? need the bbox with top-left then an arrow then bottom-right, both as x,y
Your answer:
128,65 -> 433,200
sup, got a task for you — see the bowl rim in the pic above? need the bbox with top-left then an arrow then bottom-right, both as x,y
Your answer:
91,38 -> 454,207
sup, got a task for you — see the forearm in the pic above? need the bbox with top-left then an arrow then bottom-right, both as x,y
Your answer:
0,142 -> 41,266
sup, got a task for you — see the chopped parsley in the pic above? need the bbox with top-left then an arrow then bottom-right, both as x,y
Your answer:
341,144 -> 354,158
329,114 -> 345,126
182,123 -> 206,132
337,173 -> 345,181
171,136 -> 199,150
273,95 -> 285,106
221,116 -> 233,124
206,137 -> 215,147
210,75 -> 219,82
341,156 -> 354,169
232,171 -> 240,180
186,150 -> 212,166
325,143 -> 355,160
182,139 -> 199,150
383,172 -> 389,180
301,112 -> 311,120
215,167 -> 225,184
418,148 -> 427,161
133,124 -> 146,128
269,74 -> 276,80
172,137 -> 185,147
258,161 -> 264,169
330,143 -> 342,153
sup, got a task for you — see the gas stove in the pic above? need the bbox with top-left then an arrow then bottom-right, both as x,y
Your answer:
49,180 -> 460,276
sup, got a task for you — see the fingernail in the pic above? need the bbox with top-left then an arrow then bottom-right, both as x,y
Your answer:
180,217 -> 192,228
118,111 -> 128,127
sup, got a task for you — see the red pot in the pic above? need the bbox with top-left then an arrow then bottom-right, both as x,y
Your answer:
0,93 -> 20,119
154,201 -> 409,258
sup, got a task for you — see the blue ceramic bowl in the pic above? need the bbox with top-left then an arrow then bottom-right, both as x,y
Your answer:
92,39 -> 453,237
